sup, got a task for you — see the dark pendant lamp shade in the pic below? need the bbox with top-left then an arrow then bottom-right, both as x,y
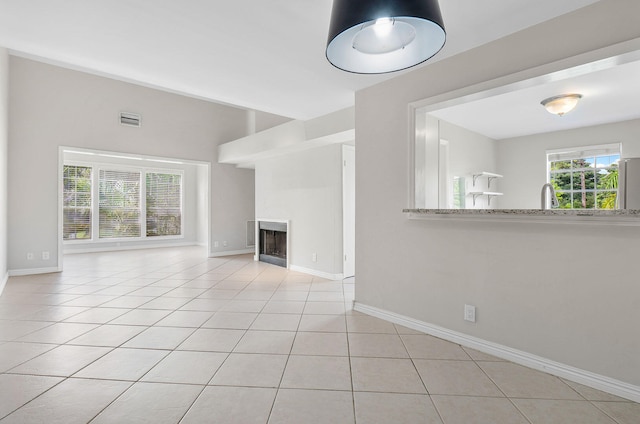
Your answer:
326,0 -> 446,74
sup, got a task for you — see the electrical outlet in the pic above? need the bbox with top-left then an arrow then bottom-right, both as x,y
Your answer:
223,241 -> 228,247
312,253 -> 317,262
42,251 -> 50,260
464,304 -> 476,323
214,241 -> 219,248
26,252 -> 34,260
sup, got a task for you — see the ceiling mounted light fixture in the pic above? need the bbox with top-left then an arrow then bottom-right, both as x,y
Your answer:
541,94 -> 583,116
326,0 -> 446,74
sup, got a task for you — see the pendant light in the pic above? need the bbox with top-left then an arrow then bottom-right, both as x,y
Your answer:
541,94 -> 583,116
326,0 -> 446,74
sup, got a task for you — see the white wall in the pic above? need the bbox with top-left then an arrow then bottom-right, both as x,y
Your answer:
498,118 -> 640,209
255,143 -> 344,277
356,0 -> 640,393
8,56 -> 254,272
196,164 -> 210,246
440,120 -> 499,208
0,48 -> 8,290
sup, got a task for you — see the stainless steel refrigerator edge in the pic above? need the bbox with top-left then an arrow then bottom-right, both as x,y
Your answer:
618,158 -> 640,208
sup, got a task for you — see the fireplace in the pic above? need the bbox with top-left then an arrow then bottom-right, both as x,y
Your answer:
258,221 -> 287,267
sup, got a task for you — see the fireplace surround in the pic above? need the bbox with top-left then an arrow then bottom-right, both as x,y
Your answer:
257,220 -> 288,267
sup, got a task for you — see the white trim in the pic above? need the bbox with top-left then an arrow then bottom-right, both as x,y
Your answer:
65,241 -> 197,255
209,249 -> 254,258
0,272 -> 8,295
546,142 -> 622,158
342,145 -> 355,278
354,302 -> 640,403
58,148 -> 65,273
289,265 -> 344,281
60,145 -> 207,166
9,266 -> 62,277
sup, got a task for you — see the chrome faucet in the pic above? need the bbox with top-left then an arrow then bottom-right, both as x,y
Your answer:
541,183 -> 559,209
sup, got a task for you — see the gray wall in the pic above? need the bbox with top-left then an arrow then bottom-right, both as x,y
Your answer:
440,120 -> 499,209
8,56 -> 254,272
255,144 -> 344,276
0,48 -> 7,285
498,118 -> 640,209
356,0 -> 640,388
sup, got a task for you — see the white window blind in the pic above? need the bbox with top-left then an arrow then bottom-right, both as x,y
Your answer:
146,172 -> 182,236
99,169 -> 141,238
63,165 -> 92,240
547,143 -> 621,162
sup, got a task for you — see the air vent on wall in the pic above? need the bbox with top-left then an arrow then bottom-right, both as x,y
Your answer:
120,112 -> 141,127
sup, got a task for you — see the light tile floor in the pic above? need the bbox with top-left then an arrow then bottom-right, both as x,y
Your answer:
0,247 -> 638,423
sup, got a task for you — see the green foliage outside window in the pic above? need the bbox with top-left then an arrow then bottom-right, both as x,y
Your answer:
146,173 -> 182,237
63,165 -> 92,240
549,154 -> 619,210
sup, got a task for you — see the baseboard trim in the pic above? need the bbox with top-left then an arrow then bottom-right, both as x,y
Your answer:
209,249 -> 254,258
354,302 -> 640,403
0,271 -> 8,296
289,265 -> 344,281
64,241 -> 198,255
8,266 -> 62,277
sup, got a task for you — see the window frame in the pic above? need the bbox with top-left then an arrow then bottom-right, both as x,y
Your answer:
546,143 -> 621,210
63,159 -> 185,244
145,171 -> 184,238
98,167 -> 143,240
62,163 -> 94,241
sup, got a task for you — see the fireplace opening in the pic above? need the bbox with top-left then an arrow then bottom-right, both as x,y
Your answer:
258,221 -> 287,267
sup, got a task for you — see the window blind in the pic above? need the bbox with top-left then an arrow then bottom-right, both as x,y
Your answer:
63,165 -> 92,240
547,143 -> 621,162
99,169 -> 141,238
146,172 -> 182,236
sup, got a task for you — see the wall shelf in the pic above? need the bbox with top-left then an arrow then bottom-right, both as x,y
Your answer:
469,191 -> 503,207
472,172 -> 503,188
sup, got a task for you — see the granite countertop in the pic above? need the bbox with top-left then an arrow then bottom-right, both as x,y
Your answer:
404,208 -> 640,216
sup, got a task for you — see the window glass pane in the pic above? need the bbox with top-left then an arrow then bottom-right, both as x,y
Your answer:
573,157 -> 595,169
597,191 -> 617,210
550,160 -> 571,171
146,173 -> 182,237
572,191 -> 595,209
572,170 -> 595,190
551,172 -> 571,190
555,191 -> 572,209
596,155 -> 619,168
99,170 -> 141,238
596,167 -> 619,190
63,165 -> 92,240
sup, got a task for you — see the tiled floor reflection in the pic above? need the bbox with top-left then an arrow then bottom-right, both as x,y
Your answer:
0,246 -> 637,423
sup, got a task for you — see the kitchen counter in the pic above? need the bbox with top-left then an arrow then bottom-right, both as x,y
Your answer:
403,208 -> 640,225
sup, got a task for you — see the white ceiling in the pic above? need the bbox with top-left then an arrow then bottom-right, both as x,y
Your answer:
0,0 -> 599,120
429,56 -> 640,140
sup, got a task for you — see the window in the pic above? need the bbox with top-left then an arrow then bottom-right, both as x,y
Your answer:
63,163 -> 183,242
547,144 -> 620,210
63,165 -> 92,240
99,169 -> 141,238
146,172 -> 182,236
